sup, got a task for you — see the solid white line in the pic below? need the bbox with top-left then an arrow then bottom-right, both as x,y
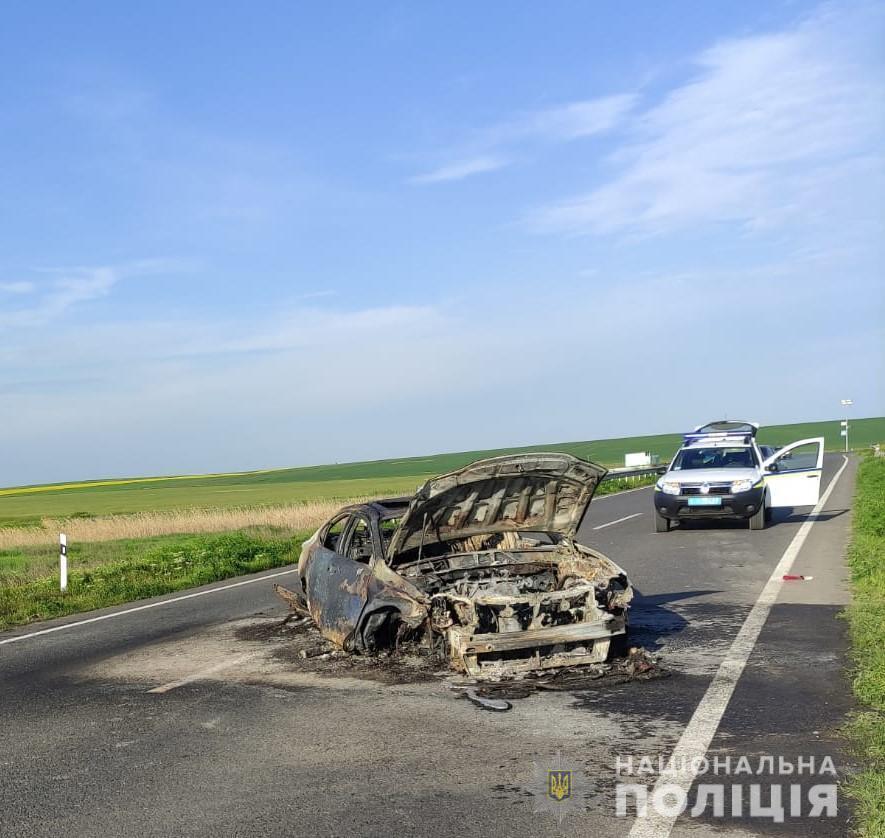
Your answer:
627,455 -> 849,838
0,567 -> 298,647
148,652 -> 261,694
593,512 -> 644,530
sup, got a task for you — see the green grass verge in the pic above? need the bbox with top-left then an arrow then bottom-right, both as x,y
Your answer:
0,530 -> 306,631
595,473 -> 659,496
844,455 -> 885,837
2,417 -> 881,523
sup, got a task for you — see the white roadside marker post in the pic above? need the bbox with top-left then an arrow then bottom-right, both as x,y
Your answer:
60,533 -> 68,592
840,398 -> 853,453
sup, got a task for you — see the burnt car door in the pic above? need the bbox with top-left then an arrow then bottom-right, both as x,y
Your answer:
302,513 -> 377,649
303,510 -> 428,653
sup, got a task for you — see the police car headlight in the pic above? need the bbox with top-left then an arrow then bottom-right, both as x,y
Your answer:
657,480 -> 681,495
730,479 -> 756,493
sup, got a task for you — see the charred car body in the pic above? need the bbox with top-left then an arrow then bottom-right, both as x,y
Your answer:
278,454 -> 632,678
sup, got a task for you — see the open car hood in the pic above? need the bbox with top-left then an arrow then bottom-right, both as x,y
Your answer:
386,453 -> 607,561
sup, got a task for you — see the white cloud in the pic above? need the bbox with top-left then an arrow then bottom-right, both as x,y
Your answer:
531,2 -> 885,235
410,155 -> 510,184
0,267 -> 120,328
509,94 -> 637,143
410,94 -> 635,184
0,260 -> 181,329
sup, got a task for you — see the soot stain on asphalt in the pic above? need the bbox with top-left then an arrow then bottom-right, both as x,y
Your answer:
628,601 -> 747,645
235,617 -> 445,685
234,619 -> 316,643
569,670 -> 711,745
235,617 -> 670,699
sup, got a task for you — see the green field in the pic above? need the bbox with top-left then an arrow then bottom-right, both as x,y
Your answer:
1,417 -> 882,524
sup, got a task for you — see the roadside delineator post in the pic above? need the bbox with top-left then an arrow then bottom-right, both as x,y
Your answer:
840,398 -> 853,453
60,533 -> 68,592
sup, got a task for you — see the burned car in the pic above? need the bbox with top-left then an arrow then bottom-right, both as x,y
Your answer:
277,454 -> 632,678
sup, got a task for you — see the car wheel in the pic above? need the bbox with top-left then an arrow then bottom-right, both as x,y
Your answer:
749,504 -> 766,530
764,504 -> 773,523
655,511 -> 671,532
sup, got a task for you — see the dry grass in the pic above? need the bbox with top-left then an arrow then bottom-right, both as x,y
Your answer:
0,500 -> 359,550
0,479 -> 651,551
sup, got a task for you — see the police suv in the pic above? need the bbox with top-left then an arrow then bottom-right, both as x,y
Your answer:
653,420 -> 825,532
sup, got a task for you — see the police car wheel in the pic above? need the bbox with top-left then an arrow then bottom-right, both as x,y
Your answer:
749,504 -> 766,530
654,511 -> 671,532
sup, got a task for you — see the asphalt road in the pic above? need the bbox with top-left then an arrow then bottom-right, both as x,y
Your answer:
0,454 -> 858,837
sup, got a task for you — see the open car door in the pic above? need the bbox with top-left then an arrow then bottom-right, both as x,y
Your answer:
762,438 -> 824,508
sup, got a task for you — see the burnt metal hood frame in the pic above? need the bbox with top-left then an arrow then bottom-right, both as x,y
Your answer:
386,453 -> 607,560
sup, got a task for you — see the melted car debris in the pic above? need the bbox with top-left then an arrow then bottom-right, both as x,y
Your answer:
448,647 -> 666,704
462,688 -> 512,712
237,616 -> 666,710
237,615 -> 443,685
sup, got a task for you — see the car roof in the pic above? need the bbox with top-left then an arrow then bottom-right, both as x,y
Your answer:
334,497 -> 411,521
370,497 -> 411,517
683,420 -> 759,447
692,420 -> 759,434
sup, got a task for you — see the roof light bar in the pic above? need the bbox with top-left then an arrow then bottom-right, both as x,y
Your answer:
683,431 -> 753,445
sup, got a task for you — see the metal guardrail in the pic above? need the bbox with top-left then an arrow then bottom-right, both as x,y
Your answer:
603,465 -> 667,481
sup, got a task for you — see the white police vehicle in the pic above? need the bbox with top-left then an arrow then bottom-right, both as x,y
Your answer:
653,420 -> 824,532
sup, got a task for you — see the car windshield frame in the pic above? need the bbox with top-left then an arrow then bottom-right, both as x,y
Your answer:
671,446 -> 759,471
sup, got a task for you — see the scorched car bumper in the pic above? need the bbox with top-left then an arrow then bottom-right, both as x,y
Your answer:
446,615 -> 626,677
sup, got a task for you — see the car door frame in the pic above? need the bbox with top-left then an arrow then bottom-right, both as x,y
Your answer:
302,511 -> 378,648
338,511 -> 384,567
761,437 -> 825,508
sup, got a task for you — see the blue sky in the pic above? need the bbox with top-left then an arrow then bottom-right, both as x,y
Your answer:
1,1 -> 883,485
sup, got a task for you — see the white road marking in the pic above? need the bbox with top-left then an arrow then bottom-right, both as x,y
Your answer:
593,512 -> 644,530
628,455 -> 849,838
148,652 -> 261,694
0,567 -> 298,647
